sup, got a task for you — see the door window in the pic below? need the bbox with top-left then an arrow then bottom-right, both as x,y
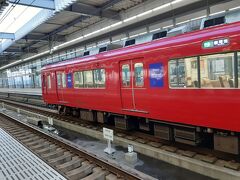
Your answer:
122,64 -> 130,87
57,74 -> 61,87
62,73 -> 66,88
47,75 -> 51,89
134,63 -> 144,87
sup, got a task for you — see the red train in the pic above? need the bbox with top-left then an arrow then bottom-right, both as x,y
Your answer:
42,21 -> 240,154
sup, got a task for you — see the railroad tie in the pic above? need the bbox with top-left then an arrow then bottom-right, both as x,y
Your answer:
81,167 -> 109,180
11,131 -> 33,138
48,151 -> 73,166
30,142 -> 51,151
105,173 -> 122,180
4,128 -> 24,133
18,135 -> 39,142
41,148 -> 65,160
65,161 -> 95,180
24,138 -> 45,147
56,156 -> 84,173
35,144 -> 57,155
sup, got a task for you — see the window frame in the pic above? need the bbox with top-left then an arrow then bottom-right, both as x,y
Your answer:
168,51 -> 239,89
73,71 -> 84,88
93,69 -> 106,88
73,68 -> 106,89
57,73 -> 62,88
56,72 -> 67,88
134,62 -> 144,87
62,72 -> 66,88
47,74 -> 51,89
121,64 -> 131,88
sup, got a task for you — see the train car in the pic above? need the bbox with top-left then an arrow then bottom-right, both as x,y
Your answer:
41,21 -> 240,154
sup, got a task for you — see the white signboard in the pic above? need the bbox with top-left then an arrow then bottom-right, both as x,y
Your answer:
103,127 -> 113,141
48,117 -> 53,125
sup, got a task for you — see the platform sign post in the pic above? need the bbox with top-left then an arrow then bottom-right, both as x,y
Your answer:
103,127 -> 115,154
2,102 -> 5,110
17,108 -> 21,116
48,117 -> 53,125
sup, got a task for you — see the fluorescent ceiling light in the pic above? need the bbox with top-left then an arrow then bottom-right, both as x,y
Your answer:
0,60 -> 22,70
152,3 -> 171,11
171,0 -> 184,5
137,10 -> 153,17
229,6 -> 240,11
209,10 -> 226,16
22,50 -> 49,62
163,24 -> 173,29
153,0 -> 184,11
190,15 -> 206,21
149,28 -> 161,33
123,16 -> 137,23
176,20 -> 190,25
111,21 -> 123,27
112,39 -> 121,43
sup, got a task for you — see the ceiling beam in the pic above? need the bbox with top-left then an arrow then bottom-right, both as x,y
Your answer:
57,0 -> 233,52
8,0 -> 55,10
5,47 -> 38,53
0,32 -> 15,39
101,0 -> 122,10
23,34 -> 65,42
22,1 -> 123,51
65,2 -> 120,20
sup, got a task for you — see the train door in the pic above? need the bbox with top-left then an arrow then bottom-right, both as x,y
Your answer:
56,72 -> 66,103
120,59 -> 147,113
56,72 -> 64,102
42,74 -> 47,95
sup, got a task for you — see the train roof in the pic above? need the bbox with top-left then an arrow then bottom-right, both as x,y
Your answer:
42,21 -> 240,71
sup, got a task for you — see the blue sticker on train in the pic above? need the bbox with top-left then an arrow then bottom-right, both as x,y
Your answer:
149,63 -> 164,87
67,73 -> 73,88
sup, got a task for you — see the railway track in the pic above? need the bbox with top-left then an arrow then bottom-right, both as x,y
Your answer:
0,112 -> 154,180
1,99 -> 240,180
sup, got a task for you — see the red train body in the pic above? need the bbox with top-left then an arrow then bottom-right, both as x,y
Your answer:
41,21 -> 240,135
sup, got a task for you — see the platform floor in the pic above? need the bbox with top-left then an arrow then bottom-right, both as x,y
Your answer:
0,88 -> 41,96
0,128 -> 66,180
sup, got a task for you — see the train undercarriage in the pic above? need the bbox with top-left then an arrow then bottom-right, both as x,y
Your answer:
56,104 -> 240,155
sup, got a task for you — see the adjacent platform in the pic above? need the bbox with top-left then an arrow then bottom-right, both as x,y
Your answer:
0,128 -> 66,180
0,88 -> 41,96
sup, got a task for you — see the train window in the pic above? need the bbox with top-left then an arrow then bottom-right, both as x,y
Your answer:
57,74 -> 61,87
169,59 -> 185,87
62,73 -> 66,88
47,75 -> 51,89
122,64 -> 130,87
169,57 -> 198,88
94,69 -> 105,88
184,57 -> 199,88
134,63 -> 144,87
200,53 -> 235,88
74,72 -> 83,88
83,70 -> 94,88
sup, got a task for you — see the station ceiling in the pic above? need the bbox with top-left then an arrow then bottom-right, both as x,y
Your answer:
0,0 -> 145,64
0,0 -> 237,68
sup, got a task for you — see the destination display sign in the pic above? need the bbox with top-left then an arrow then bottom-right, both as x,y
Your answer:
202,38 -> 229,49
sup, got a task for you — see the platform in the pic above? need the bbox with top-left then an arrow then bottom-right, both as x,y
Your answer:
0,88 -> 42,96
0,128 -> 66,180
